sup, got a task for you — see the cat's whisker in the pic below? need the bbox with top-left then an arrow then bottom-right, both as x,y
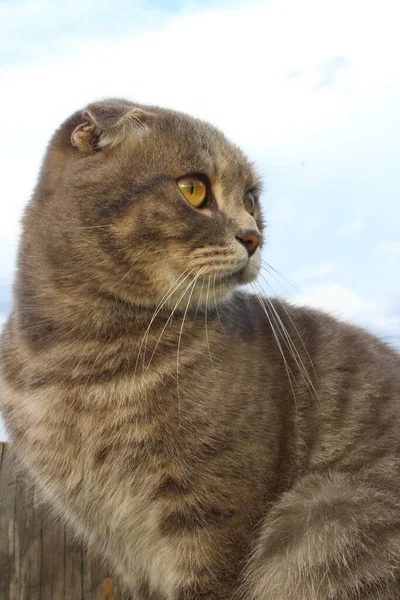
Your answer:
251,283 -> 298,409
244,292 -> 256,328
149,256 -> 214,267
193,275 -> 206,322
118,255 -> 145,285
138,269 -> 199,373
212,272 -> 226,335
204,275 -> 214,367
114,251 -> 187,265
146,248 -> 172,255
262,291 -> 320,405
118,254 -> 237,269
257,273 -> 313,374
259,269 -> 318,379
134,268 -> 195,379
144,271 -> 202,374
255,283 -> 309,398
256,281 -> 321,406
146,256 -> 186,266
261,260 -> 300,294
176,268 -> 206,412
260,262 -> 296,297
260,265 -> 320,331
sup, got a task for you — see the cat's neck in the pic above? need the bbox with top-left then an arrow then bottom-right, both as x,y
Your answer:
14,271 -> 226,353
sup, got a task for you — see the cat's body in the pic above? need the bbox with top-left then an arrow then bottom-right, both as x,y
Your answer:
1,99 -> 400,599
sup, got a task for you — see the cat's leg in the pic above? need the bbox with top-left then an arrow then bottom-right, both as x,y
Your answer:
245,472 -> 400,600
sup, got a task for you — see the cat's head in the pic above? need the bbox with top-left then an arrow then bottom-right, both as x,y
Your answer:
29,98 -> 264,311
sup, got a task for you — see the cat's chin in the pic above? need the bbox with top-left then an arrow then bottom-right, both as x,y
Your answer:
236,250 -> 261,285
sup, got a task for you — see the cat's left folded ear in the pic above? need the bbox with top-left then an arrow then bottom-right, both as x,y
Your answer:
71,98 -> 155,153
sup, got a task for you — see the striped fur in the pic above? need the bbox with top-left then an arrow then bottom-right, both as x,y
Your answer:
1,99 -> 400,599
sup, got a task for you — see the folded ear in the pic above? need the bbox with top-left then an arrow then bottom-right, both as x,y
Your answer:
71,99 -> 155,153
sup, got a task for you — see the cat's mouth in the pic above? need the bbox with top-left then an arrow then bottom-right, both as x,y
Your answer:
227,265 -> 247,279
214,254 -> 260,285
234,251 -> 261,285
208,262 -> 246,283
191,251 -> 261,294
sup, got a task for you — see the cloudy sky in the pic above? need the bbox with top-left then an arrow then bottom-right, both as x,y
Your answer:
1,0 -> 399,438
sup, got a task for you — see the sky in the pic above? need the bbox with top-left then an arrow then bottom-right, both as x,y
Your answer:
0,0 -> 399,438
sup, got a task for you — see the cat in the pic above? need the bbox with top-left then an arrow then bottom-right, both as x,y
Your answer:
1,98 -> 400,600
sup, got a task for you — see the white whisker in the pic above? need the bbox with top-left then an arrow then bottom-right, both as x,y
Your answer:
145,270 -> 203,374
261,260 -> 299,293
176,268 -> 206,415
133,268 -> 195,379
205,275 -> 214,367
259,269 -> 317,379
262,291 -> 320,404
212,271 -> 226,335
251,283 -> 298,409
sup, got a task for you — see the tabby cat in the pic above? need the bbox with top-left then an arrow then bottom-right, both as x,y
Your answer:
1,99 -> 400,600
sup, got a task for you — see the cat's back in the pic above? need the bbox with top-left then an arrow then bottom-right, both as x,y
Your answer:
229,293 -> 400,479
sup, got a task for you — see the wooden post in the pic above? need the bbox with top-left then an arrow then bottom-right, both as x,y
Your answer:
0,443 -> 129,599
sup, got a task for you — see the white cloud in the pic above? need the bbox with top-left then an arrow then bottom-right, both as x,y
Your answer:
291,282 -> 400,345
337,220 -> 366,236
292,283 -> 376,320
0,0 -> 399,349
315,56 -> 349,90
373,241 -> 400,260
1,1 -> 399,151
1,0 -> 398,243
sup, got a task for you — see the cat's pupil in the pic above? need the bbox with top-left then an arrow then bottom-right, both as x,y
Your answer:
190,182 -> 194,195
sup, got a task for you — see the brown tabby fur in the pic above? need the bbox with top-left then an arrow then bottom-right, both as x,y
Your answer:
1,99 -> 400,600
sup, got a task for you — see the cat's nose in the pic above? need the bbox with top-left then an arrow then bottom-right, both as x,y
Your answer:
236,232 -> 260,257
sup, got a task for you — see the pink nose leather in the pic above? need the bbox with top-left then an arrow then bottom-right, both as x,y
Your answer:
236,233 -> 260,257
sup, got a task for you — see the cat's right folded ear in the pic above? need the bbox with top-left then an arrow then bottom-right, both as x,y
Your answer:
71,99 -> 155,153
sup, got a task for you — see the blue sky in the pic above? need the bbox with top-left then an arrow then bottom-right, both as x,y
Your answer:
1,0 -> 400,438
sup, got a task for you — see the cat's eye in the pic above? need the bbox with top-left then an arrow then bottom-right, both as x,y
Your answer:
244,191 -> 255,215
177,177 -> 207,208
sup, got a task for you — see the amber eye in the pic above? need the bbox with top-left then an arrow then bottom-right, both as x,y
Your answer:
177,177 -> 207,208
244,191 -> 255,215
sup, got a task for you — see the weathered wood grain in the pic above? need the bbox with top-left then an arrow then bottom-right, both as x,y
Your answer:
0,443 -> 129,600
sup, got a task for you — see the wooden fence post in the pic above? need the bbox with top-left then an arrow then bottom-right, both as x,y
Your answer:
0,443 -> 128,599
